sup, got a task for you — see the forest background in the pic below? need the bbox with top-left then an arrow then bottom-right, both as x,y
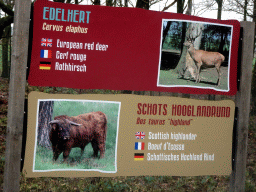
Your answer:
1,0 -> 256,191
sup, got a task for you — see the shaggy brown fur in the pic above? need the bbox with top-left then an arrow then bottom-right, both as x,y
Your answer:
49,111 -> 107,162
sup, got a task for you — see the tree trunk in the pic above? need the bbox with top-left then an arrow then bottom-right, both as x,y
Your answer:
37,101 -> 54,148
136,0 -> 149,9
174,23 -> 204,79
162,22 -> 171,46
180,22 -> 187,54
106,0 -> 113,6
244,0 -> 248,21
216,0 -> 223,20
177,0 -> 184,13
93,0 -> 100,5
124,0 -> 128,7
185,0 -> 192,15
218,29 -> 227,54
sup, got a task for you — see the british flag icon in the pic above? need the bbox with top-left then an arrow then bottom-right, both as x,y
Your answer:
41,38 -> 52,47
135,132 -> 145,139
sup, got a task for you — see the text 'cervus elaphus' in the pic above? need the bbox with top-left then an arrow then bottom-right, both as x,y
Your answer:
184,40 -> 225,86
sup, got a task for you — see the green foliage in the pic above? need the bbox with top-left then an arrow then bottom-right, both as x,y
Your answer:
162,36 -> 181,50
162,21 -> 183,50
162,21 -> 231,54
0,116 -> 7,127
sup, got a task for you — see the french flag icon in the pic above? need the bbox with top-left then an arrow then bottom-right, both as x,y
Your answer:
135,142 -> 145,150
40,50 -> 52,58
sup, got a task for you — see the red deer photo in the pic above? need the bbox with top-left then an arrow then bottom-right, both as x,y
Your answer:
157,20 -> 233,92
34,99 -> 121,173
183,38 -> 225,87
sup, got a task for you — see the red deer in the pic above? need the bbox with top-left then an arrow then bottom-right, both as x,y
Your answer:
183,40 -> 225,86
49,111 -> 107,162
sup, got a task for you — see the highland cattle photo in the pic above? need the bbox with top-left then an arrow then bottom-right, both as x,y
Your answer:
33,99 -> 121,173
157,20 -> 233,92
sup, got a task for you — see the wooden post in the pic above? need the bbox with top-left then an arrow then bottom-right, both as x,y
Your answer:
229,21 -> 255,191
3,0 -> 31,191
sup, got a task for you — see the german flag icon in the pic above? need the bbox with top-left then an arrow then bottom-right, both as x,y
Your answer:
134,153 -> 144,161
39,61 -> 51,70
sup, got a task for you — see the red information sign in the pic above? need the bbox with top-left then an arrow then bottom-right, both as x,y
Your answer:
28,0 -> 240,95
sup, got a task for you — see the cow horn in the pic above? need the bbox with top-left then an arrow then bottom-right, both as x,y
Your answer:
67,120 -> 81,126
49,120 -> 60,124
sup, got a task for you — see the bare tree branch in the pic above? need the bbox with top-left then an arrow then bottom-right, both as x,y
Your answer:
162,0 -> 177,12
224,0 -> 254,19
150,0 -> 164,7
193,0 -> 216,16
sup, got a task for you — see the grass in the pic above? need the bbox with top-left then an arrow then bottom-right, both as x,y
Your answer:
0,77 -> 256,191
34,145 -> 116,171
158,67 -> 229,91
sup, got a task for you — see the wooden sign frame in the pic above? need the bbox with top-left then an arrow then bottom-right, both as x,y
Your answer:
2,0 -> 255,191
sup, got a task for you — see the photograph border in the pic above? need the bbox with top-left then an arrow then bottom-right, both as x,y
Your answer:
157,19 -> 234,92
33,99 -> 121,173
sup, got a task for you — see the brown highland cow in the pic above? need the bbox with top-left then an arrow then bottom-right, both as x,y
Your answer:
49,111 -> 107,162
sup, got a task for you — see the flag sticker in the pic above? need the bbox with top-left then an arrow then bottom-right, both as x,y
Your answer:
40,50 -> 52,58
134,153 -> 144,161
135,132 -> 145,139
41,38 -> 53,47
135,142 -> 145,150
39,61 -> 51,70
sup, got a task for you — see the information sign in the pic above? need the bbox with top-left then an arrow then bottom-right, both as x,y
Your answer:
24,92 -> 235,177
28,0 -> 240,95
